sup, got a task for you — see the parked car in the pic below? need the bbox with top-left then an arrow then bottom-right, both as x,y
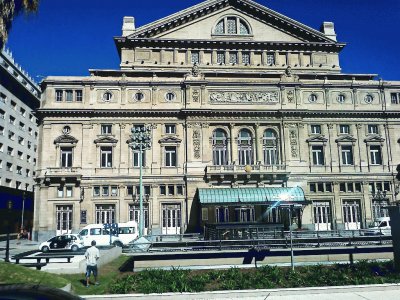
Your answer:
78,221 -> 138,247
365,217 -> 391,236
39,234 -> 84,252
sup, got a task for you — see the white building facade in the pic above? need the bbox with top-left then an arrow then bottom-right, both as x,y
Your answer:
33,0 -> 400,240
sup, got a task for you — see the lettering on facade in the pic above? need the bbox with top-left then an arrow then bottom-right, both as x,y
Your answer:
209,91 -> 279,104
289,129 -> 298,158
193,129 -> 201,159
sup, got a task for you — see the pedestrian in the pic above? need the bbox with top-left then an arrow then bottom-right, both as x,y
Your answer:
85,240 -> 100,287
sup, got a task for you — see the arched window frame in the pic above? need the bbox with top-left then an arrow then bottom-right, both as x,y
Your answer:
212,15 -> 253,36
212,128 -> 229,166
262,128 -> 280,166
237,128 -> 254,165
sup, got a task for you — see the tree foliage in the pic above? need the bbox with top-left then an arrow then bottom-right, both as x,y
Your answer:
0,0 -> 39,48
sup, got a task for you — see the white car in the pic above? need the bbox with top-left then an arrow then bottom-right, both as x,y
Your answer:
39,234 -> 84,252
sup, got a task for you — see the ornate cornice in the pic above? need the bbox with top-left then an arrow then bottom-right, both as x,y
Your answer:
54,134 -> 78,145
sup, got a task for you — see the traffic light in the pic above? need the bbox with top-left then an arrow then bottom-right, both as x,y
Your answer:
396,164 -> 400,181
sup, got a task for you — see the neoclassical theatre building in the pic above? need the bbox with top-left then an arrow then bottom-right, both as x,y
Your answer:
34,0 -> 400,240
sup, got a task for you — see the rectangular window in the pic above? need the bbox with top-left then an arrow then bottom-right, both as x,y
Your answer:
18,136 -> 24,145
8,131 -> 15,140
339,124 -> 350,134
217,52 -> 225,64
17,151 -> 23,159
75,90 -> 83,102
133,149 -> 145,167
100,146 -> 113,168
229,52 -> 238,64
391,93 -> 399,104
20,107 -> 26,116
7,146 -> 13,156
10,100 -> 16,109
16,166 -> 22,175
325,183 -> 333,192
368,125 -> 378,134
95,204 -> 115,224
160,185 -> 166,195
309,183 -> 316,192
341,145 -> 354,165
355,182 -> 362,192
242,52 -> 250,65
165,146 -> 177,167
66,186 -> 73,197
57,186 -> 64,198
93,186 -> 100,197
311,145 -> 324,165
311,125 -> 321,134
102,186 -> 109,196
266,53 -> 275,65
177,185 -> 183,195
111,186 -> 118,196
0,109 -> 5,119
65,90 -> 73,102
191,51 -> 199,64
168,185 -> 174,195
80,210 -> 87,224
56,90 -> 63,102
370,145 -> 382,165
6,162 -> 13,171
60,147 -> 73,167
9,115 -> 15,125
101,124 -> 112,135
340,183 -> 346,192
165,124 -> 176,134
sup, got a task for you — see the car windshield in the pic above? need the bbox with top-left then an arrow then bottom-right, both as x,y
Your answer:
369,221 -> 380,228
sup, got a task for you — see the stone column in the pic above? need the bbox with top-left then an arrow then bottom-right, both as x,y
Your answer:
229,123 -> 236,164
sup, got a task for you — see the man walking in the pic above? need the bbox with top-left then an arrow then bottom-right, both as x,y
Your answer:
85,240 -> 100,287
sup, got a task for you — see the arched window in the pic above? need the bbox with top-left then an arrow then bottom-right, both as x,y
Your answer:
212,129 -> 228,166
238,129 -> 253,165
263,129 -> 279,165
213,16 -> 251,35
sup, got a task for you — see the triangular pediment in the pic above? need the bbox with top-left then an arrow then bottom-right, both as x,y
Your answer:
127,0 -> 337,44
159,136 -> 182,144
335,135 -> 357,143
364,135 -> 385,143
306,135 -> 328,143
94,136 -> 118,144
54,134 -> 78,144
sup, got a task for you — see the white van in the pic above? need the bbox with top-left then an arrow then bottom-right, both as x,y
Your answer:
366,217 -> 391,236
79,221 -> 138,247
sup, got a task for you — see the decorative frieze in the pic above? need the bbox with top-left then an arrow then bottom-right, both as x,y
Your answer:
209,91 -> 279,104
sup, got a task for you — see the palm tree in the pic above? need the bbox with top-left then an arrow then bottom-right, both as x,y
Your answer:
0,0 -> 39,48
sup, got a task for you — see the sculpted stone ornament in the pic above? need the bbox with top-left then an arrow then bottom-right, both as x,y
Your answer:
286,90 -> 294,103
281,66 -> 299,82
209,91 -> 279,104
193,129 -> 201,159
192,89 -> 200,102
192,62 -> 200,77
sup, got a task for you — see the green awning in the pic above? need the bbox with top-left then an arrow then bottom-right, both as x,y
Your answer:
198,187 -> 307,205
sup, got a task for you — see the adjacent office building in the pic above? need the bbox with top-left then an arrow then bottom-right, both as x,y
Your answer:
0,48 -> 41,233
33,0 -> 400,240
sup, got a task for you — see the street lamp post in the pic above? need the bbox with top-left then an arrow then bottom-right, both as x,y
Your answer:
5,200 -> 13,262
130,125 -> 152,237
21,190 -> 26,231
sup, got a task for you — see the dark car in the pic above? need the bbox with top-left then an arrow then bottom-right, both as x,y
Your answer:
39,234 -> 84,252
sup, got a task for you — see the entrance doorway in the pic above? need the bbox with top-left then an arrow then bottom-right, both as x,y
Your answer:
313,201 -> 331,231
56,205 -> 73,235
162,203 -> 181,234
342,200 -> 361,230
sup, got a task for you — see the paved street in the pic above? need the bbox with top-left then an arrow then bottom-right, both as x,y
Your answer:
0,239 -> 39,261
83,284 -> 400,300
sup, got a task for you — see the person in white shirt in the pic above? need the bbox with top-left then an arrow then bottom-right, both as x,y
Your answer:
85,240 -> 100,287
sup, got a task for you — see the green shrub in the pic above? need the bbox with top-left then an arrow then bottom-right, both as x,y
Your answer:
108,260 -> 400,294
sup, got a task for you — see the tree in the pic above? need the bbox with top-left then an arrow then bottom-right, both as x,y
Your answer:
0,0 -> 39,49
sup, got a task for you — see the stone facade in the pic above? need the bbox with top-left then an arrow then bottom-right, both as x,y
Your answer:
34,0 -> 400,240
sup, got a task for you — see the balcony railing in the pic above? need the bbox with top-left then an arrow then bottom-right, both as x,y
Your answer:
46,167 -> 81,176
207,164 -> 287,174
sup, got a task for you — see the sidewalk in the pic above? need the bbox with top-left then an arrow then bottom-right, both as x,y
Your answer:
83,283 -> 400,300
0,239 -> 39,260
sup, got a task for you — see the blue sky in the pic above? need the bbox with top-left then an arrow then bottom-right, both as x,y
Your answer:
5,0 -> 400,81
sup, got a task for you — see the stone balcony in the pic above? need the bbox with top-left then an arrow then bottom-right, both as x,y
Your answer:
206,164 -> 290,183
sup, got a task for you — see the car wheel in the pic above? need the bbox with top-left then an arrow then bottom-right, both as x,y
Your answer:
71,245 -> 79,252
113,241 -> 123,247
41,246 -> 50,253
